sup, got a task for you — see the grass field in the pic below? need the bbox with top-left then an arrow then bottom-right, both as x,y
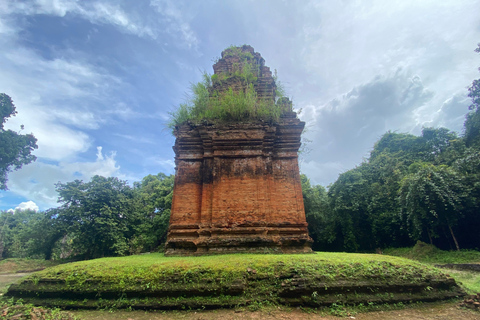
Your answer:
5,252 -> 464,310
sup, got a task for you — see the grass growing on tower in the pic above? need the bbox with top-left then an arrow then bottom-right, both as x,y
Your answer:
168,46 -> 288,130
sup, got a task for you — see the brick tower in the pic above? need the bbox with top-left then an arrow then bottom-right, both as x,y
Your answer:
165,46 -> 312,255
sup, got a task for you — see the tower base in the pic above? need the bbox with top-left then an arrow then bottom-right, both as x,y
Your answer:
165,222 -> 312,256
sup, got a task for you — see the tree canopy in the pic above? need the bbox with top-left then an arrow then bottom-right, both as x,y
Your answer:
0,93 -> 38,190
464,44 -> 480,147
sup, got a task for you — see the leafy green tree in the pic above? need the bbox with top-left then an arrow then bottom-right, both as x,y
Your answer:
327,168 -> 371,252
0,93 -> 38,190
301,174 -> 330,250
0,209 -> 61,259
398,163 -> 466,250
364,154 -> 412,249
420,127 -> 464,165
453,149 -> 480,248
370,131 -> 424,164
464,44 -> 480,148
130,173 -> 174,253
31,208 -> 68,260
0,173 -> 175,260
55,176 -> 135,259
321,128 -> 468,252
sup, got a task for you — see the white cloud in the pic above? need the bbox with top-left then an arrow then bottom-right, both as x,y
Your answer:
7,146 -> 120,209
300,70 -> 438,186
0,24 -> 122,161
148,158 -> 175,171
284,0 -> 480,186
282,0 -> 479,113
3,0 -> 155,39
300,160 -> 347,188
435,93 -> 471,132
13,200 -> 39,212
150,0 -> 199,49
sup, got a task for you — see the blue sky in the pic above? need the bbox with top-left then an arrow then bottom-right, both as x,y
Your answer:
1,0 -> 479,211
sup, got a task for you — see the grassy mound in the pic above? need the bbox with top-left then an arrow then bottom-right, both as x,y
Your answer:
5,253 -> 464,310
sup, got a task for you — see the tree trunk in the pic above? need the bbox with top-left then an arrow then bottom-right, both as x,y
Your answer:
427,230 -> 433,245
443,227 -> 453,250
448,225 -> 460,251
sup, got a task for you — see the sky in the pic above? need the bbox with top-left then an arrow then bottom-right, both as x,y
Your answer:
1,0 -> 479,212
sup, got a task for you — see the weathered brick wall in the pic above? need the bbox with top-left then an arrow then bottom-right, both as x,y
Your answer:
165,117 -> 312,255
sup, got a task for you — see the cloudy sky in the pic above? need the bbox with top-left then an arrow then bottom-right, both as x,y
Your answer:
1,0 -> 479,211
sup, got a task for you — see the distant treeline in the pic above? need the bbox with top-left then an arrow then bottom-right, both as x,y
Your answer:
303,127 -> 480,252
0,173 -> 174,260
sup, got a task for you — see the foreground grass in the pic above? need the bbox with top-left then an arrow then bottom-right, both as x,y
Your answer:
1,298 -> 79,320
5,252 -> 463,310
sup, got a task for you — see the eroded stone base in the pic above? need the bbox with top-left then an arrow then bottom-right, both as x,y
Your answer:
165,223 -> 312,256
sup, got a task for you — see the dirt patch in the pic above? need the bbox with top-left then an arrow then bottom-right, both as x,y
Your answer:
0,261 -> 18,273
0,258 -> 60,274
71,302 -> 479,320
0,273 -> 31,294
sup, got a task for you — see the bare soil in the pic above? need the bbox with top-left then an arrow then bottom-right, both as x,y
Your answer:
0,272 -> 31,294
71,301 -> 480,320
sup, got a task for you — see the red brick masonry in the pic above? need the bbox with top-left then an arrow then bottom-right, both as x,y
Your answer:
165,113 -> 313,255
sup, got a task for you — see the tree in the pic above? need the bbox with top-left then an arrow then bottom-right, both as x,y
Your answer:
130,173 -> 174,253
55,176 -> 135,259
0,93 -> 38,190
420,127 -> 463,165
453,149 -> 480,249
398,163 -> 466,250
0,208 -> 61,259
327,168 -> 371,252
370,131 -> 424,164
464,44 -> 480,148
301,174 -> 330,251
364,153 -> 412,249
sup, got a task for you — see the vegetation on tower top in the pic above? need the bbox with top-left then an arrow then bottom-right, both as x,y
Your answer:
168,45 -> 291,130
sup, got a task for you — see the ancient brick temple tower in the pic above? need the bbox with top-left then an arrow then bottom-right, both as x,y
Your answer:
165,45 -> 312,255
